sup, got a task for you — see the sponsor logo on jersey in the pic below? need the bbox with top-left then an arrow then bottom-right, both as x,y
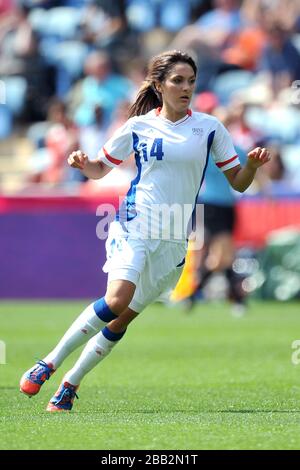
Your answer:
192,128 -> 203,136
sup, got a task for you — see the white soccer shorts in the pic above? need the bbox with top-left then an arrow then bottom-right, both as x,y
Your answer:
103,223 -> 186,313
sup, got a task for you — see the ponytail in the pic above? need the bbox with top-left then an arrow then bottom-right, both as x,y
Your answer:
128,81 -> 162,118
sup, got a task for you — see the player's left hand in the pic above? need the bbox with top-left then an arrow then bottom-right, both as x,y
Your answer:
247,147 -> 271,169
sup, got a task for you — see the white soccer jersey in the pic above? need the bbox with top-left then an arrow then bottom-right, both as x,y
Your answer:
98,108 -> 240,241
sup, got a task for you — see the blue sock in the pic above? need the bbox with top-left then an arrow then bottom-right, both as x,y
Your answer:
93,297 -> 118,322
102,326 -> 126,342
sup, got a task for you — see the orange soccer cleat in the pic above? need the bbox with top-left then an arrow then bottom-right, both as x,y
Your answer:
20,360 -> 55,397
46,382 -> 79,412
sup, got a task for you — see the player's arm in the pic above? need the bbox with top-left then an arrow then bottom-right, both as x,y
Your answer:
67,150 -> 112,180
224,147 -> 271,193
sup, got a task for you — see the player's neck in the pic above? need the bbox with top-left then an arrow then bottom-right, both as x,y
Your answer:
159,106 -> 188,123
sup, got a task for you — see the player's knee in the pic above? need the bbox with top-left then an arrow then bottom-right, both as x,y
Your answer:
105,296 -> 130,315
105,280 -> 136,314
108,308 -> 138,331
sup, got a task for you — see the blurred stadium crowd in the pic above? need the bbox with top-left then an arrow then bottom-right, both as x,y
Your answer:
0,0 -> 299,303
0,0 -> 300,195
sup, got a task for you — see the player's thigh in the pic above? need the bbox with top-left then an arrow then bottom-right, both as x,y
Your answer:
129,242 -> 186,313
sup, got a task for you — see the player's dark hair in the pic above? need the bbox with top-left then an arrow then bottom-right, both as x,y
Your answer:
128,50 -> 197,118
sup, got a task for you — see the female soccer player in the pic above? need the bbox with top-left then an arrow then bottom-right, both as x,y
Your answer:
20,50 -> 270,411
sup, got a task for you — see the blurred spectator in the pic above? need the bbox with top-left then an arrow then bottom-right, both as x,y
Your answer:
81,1 -> 124,48
195,0 -> 242,38
0,3 -> 54,123
22,1 -> 60,8
0,4 -> 36,76
241,0 -> 300,32
78,105 -> 107,160
0,0 -> 15,18
0,0 -> 299,198
122,56 -> 147,96
105,99 -> 131,137
81,99 -> 136,194
258,22 -> 300,96
105,99 -> 136,177
226,98 -> 264,152
255,145 -> 299,196
95,0 -> 126,18
171,0 -> 243,51
29,98 -> 79,184
125,0 -> 192,33
29,4 -> 87,97
44,99 -> 78,184
193,91 -> 264,156
263,146 -> 286,181
193,90 -> 221,116
170,0 -> 246,92
222,2 -> 268,70
69,51 -> 134,127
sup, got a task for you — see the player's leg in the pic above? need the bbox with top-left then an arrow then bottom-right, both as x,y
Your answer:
20,229 -> 146,397
204,232 -> 246,312
205,232 -> 233,271
43,279 -> 136,368
46,306 -> 139,412
186,203 -> 217,307
46,240 -> 186,412
220,236 -> 247,314
187,241 -> 209,308
189,204 -> 235,307
20,280 -> 136,397
196,232 -> 233,294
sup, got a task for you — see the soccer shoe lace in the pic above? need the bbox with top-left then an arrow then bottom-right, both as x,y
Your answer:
28,360 -> 54,385
47,382 -> 79,411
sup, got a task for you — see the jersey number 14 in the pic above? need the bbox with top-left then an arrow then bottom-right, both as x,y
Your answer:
141,138 -> 164,161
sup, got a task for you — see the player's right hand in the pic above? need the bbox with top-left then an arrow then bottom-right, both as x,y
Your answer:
68,150 -> 88,170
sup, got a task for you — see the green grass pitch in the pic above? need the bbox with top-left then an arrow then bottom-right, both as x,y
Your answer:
0,300 -> 299,450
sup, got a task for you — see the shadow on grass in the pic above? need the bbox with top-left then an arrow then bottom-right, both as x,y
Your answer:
88,408 -> 300,414
217,409 -> 300,413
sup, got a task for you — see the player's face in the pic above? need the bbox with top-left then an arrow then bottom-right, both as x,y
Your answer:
157,63 -> 196,117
